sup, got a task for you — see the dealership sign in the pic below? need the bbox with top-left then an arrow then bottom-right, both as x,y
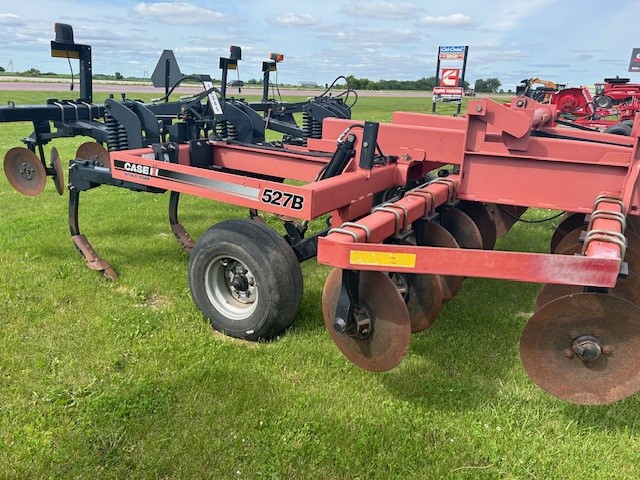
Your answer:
433,86 -> 463,103
439,45 -> 466,60
629,48 -> 640,72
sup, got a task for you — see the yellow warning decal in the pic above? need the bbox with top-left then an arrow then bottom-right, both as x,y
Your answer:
349,250 -> 416,268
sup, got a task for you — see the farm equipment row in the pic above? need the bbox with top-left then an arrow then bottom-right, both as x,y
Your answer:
517,77 -> 640,133
4,25 -> 640,406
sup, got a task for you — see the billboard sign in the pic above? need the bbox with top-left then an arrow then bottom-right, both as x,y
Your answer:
629,48 -> 640,72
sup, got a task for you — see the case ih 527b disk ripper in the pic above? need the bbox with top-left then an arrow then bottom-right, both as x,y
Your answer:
20,96 -> 638,406
4,25 -> 640,406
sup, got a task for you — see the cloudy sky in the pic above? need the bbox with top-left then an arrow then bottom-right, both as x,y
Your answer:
0,0 -> 639,90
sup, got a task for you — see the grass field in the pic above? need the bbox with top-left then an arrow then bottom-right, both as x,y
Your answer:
1,90 -> 640,479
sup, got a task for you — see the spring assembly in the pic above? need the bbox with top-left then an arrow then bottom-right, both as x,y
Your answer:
105,112 -> 120,151
215,120 -> 238,141
303,111 -> 323,139
117,123 -> 129,151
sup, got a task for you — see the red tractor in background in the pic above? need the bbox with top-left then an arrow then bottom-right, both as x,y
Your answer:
593,77 -> 640,109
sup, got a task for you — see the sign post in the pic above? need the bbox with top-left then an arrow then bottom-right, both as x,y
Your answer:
433,45 -> 469,113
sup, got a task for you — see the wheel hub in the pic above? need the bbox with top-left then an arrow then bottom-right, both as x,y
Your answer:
333,304 -> 372,339
222,259 -> 256,304
571,335 -> 602,362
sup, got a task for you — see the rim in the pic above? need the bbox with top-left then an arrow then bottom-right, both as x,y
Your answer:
204,254 -> 258,321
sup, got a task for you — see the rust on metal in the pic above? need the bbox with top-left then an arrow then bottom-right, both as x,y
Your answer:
535,271 -> 640,312
457,201 -> 497,250
438,206 -> 483,250
50,147 -> 65,195
550,213 -> 586,253
322,269 -> 411,372
3,147 -> 47,196
416,222 -> 463,301
390,272 -> 443,333
75,142 -> 110,170
72,234 -> 117,280
520,292 -> 640,405
554,226 -> 584,254
171,223 -> 195,253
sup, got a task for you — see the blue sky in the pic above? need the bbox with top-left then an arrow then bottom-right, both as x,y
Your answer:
0,0 -> 639,90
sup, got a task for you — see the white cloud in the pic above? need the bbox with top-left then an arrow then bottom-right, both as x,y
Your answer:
341,1 -> 420,19
133,2 -> 229,25
270,13 -> 318,27
0,13 -> 23,25
317,27 -> 418,49
416,13 -> 472,27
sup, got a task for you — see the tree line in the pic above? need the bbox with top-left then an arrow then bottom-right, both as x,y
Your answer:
343,75 -> 503,93
0,67 -> 505,93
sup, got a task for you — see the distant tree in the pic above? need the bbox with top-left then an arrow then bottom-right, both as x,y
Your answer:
485,77 -> 501,93
23,68 -> 42,76
475,77 -> 502,93
474,79 -> 487,92
246,78 -> 260,85
114,72 -> 124,80
0,66 -> 5,73
415,77 -> 438,90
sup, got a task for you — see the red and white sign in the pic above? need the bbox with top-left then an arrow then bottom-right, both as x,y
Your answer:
439,52 -> 464,60
433,87 -> 463,95
432,86 -> 463,103
440,68 -> 460,87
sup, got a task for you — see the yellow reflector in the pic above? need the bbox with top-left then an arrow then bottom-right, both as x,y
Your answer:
349,250 -> 416,268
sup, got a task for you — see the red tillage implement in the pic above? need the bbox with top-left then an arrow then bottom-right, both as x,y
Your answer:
79,97 -> 640,404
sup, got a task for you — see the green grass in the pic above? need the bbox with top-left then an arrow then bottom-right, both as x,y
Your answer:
1,90 -> 640,479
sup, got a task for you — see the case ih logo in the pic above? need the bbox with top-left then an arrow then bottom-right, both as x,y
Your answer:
440,68 -> 460,87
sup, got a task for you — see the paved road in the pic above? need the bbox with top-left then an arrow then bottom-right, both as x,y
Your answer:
0,79 -> 431,97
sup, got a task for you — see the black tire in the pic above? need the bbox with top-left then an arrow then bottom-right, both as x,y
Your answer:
189,219 -> 303,341
595,95 -> 613,109
604,123 -> 632,136
621,120 -> 634,128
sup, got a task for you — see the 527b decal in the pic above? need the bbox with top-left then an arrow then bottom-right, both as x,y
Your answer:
261,188 -> 305,210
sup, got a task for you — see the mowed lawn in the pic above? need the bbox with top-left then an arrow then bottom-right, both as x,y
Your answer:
1,89 -> 640,479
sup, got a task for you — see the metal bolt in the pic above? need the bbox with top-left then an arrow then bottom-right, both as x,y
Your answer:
516,100 -> 524,107
476,105 -> 483,112
563,348 -> 574,358
362,141 -> 369,148
333,318 -> 347,334
602,345 -> 614,355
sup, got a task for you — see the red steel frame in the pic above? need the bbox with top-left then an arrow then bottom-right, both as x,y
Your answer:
109,97 -> 640,289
